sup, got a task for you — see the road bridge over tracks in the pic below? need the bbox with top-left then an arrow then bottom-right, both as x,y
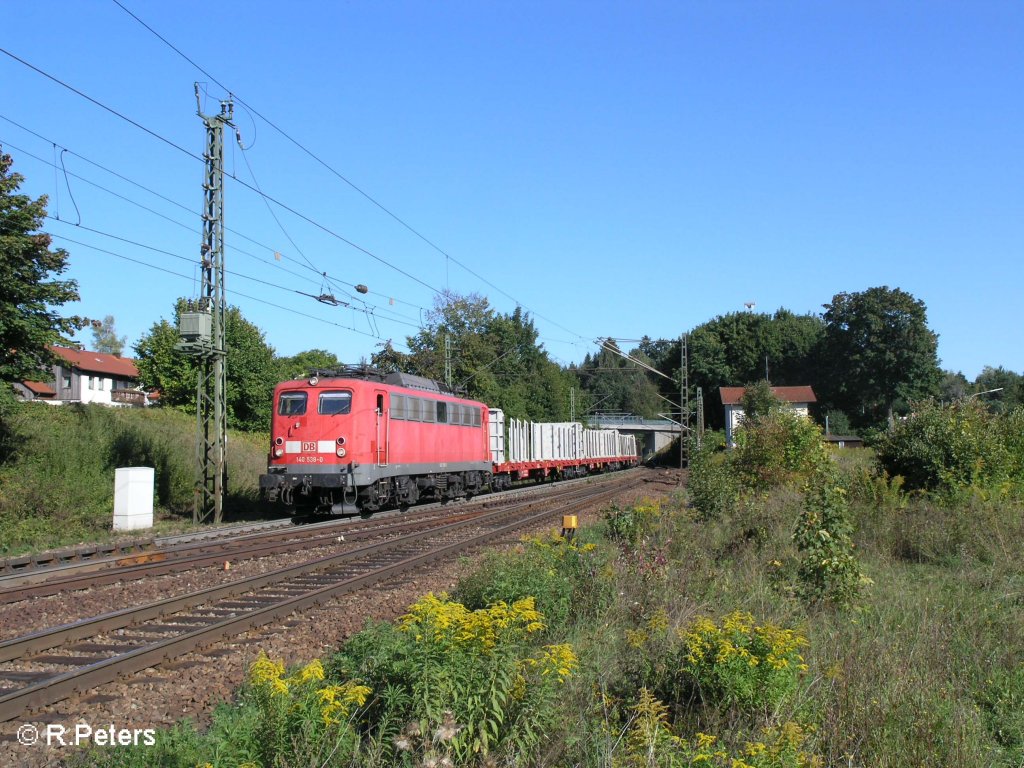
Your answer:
586,414 -> 682,460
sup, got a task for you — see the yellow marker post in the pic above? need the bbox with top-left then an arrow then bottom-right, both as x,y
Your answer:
561,514 -> 578,542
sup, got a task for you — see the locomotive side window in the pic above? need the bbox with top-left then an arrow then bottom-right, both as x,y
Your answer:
436,401 -> 448,423
318,391 -> 352,415
421,398 -> 435,422
278,391 -> 307,416
392,395 -> 407,420
474,408 -> 482,427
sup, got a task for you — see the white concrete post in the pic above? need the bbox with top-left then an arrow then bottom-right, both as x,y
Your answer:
113,467 -> 155,531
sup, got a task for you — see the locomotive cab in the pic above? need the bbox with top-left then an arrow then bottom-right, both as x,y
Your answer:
260,367 -> 490,515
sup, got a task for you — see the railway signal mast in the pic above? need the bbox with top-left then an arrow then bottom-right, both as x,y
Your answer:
178,87 -> 233,524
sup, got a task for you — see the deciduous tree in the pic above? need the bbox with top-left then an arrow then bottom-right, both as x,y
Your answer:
821,286 -> 941,427
134,300 -> 278,431
90,315 -> 127,355
0,153 -> 85,384
277,349 -> 342,381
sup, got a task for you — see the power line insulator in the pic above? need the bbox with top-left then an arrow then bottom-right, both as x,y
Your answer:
355,284 -> 369,294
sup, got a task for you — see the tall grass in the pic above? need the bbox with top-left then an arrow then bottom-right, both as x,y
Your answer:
0,402 -> 272,553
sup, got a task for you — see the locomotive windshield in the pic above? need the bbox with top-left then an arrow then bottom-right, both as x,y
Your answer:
278,391 -> 307,416
318,391 -> 352,415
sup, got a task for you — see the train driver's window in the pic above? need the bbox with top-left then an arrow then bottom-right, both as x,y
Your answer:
319,391 -> 352,415
278,391 -> 307,416
436,401 -> 448,423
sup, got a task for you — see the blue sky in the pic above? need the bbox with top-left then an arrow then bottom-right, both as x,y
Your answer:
3,1 -> 1021,380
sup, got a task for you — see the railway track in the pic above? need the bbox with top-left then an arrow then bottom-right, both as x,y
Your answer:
0,473 -> 643,723
0,470 -> 638,595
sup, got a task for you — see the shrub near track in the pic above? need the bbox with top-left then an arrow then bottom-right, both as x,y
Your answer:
874,399 -> 1024,495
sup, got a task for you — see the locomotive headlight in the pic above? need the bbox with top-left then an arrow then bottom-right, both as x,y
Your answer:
336,447 -> 347,458
308,375 -> 319,386
273,447 -> 284,458
274,436 -> 284,446
336,436 -> 346,445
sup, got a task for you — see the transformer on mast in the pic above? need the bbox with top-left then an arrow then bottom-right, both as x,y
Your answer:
179,85 -> 233,523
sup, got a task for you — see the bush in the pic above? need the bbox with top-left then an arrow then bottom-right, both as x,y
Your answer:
676,611 -> 809,717
455,534 -> 610,633
0,403 -> 267,552
687,434 -> 742,520
793,465 -> 863,607
331,593 -> 577,763
874,400 -> 1017,494
734,410 -> 827,491
619,692 -> 820,768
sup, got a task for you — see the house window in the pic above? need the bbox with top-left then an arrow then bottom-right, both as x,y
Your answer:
98,378 -> 105,391
87,376 -> 94,390
62,376 -> 71,389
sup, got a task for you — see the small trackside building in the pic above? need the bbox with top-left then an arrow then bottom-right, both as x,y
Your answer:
720,385 -> 817,445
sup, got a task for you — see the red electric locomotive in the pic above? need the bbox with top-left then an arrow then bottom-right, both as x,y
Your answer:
259,367 -> 493,514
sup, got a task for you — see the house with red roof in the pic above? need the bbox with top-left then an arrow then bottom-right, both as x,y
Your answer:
17,346 -> 148,407
12,380 -> 57,401
719,385 -> 817,445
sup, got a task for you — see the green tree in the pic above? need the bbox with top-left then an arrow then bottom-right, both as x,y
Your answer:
821,286 -> 941,428
576,340 -> 663,419
134,300 -> 278,431
739,379 -> 781,423
276,348 -> 342,381
974,366 -> 1024,412
90,314 -> 126,355
645,310 -> 824,429
225,307 -> 278,431
0,152 -> 85,384
133,313 -> 197,406
372,291 -> 578,421
939,370 -> 971,403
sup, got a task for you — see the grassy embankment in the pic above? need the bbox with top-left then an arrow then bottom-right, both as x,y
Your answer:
0,402 -> 272,554
77,402 -> 1024,767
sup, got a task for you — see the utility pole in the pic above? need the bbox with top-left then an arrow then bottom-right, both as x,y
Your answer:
696,385 -> 705,450
570,387 -> 576,422
179,87 -> 233,524
680,333 -> 690,475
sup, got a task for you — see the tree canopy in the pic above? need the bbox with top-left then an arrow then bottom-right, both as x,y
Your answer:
820,286 -> 941,426
0,153 -> 84,384
134,300 -> 279,432
90,315 -> 127,356
371,291 -> 580,422
574,340 -> 664,419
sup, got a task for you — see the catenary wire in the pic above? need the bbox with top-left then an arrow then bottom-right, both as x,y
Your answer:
0,47 -> 446,299
3,44 -> 606,361
107,2 -> 594,344
47,223 -> 423,333
1,127 -> 426,325
47,231 -> 413,348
